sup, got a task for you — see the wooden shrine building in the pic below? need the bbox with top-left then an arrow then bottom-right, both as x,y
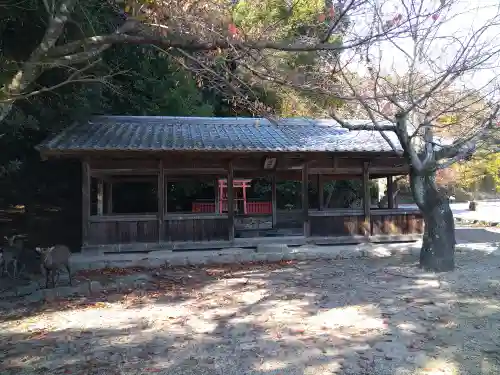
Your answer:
37,116 -> 423,252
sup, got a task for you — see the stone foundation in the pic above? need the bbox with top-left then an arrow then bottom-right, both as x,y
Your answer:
72,242 -> 426,273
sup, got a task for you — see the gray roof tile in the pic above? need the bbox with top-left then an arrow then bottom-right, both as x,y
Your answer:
37,116 -> 402,153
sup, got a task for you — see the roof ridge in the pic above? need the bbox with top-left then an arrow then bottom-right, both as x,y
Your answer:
88,115 -> 392,129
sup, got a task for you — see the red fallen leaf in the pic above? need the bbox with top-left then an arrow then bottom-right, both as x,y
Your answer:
228,23 -> 238,36
432,13 -> 439,20
328,7 -> 335,18
318,13 -> 326,22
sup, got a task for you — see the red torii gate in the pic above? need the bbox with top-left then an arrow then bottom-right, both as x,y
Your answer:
218,178 -> 250,214
192,178 -> 272,214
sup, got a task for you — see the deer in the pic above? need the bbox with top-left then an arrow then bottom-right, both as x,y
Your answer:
1,234 -> 27,278
35,245 -> 72,288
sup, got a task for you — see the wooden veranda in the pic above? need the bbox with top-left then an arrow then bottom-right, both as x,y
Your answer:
37,116 -> 423,252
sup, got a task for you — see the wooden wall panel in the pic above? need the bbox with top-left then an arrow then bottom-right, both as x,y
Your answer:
88,220 -> 158,244
371,213 -> 424,235
165,218 -> 230,242
275,210 -> 303,229
310,215 -> 365,236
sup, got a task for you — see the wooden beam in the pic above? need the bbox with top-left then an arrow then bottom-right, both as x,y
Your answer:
158,160 -> 165,242
302,162 -> 310,236
109,176 -> 157,183
89,158 -> 158,170
387,176 -> 394,209
106,182 -> 113,214
333,156 -> 339,169
271,172 -> 277,228
164,167 -> 169,215
227,160 -> 235,241
97,179 -> 104,216
215,177 -> 220,214
91,168 -> 158,175
89,214 -> 157,222
163,168 -> 227,175
81,159 -> 91,246
362,161 -> 371,236
310,167 -> 408,175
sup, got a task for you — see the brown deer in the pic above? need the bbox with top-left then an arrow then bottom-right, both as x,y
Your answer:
1,234 -> 27,278
35,245 -> 72,288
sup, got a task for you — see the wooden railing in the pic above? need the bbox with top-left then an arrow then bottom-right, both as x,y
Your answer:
370,209 -> 424,235
88,215 -> 158,245
308,209 -> 423,237
86,208 -> 423,246
309,210 -> 366,236
247,201 -> 272,214
165,214 -> 230,242
192,201 -> 272,214
192,202 -> 216,213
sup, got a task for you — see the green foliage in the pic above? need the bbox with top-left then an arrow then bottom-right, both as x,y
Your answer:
454,152 -> 500,193
233,0 -> 325,39
0,0 -> 216,212
277,86 -> 343,117
101,46 -> 214,116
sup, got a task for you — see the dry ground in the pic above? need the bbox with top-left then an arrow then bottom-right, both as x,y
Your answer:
1,250 -> 500,375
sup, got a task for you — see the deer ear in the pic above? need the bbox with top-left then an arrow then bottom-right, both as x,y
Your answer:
35,247 -> 41,253
49,246 -> 55,251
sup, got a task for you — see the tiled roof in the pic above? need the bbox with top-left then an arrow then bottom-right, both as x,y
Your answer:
37,116 -> 402,153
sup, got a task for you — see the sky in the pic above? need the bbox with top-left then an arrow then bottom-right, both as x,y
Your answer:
341,0 -> 500,94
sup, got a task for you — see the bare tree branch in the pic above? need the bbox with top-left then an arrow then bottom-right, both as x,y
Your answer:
0,0 -> 77,122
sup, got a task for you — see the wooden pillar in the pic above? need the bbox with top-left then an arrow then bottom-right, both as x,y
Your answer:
81,159 -> 91,246
242,182 -> 247,214
158,160 -> 165,242
215,178 -> 220,213
302,162 -> 310,236
363,162 -> 371,236
106,182 -> 113,214
318,174 -> 324,210
387,176 -> 394,209
228,161 -> 235,241
219,180 -> 224,213
271,172 -> 277,227
97,179 -> 104,215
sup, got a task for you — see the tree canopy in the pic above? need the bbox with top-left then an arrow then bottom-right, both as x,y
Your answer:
2,0 -> 500,271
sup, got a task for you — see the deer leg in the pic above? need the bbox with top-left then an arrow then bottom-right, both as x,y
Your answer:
12,260 -> 17,279
45,268 -> 50,289
17,263 -> 26,279
51,269 -> 56,288
66,264 -> 72,286
53,269 -> 60,285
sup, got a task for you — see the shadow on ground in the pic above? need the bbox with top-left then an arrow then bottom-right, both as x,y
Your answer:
455,227 -> 500,244
1,249 -> 500,375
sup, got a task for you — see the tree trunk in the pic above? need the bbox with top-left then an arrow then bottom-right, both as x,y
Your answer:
410,169 -> 456,272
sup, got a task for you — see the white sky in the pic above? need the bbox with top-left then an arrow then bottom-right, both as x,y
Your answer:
342,0 -> 500,93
